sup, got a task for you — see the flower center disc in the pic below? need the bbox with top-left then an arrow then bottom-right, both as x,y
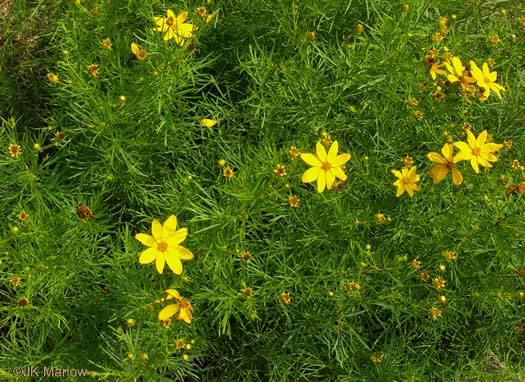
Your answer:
472,148 -> 481,156
321,162 -> 331,171
166,16 -> 174,25
157,242 -> 168,252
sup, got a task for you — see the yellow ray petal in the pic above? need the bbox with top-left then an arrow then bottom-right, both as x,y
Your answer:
427,152 -> 447,165
325,169 -> 335,190
173,245 -> 193,260
441,143 -> 454,162
427,164 -> 448,184
166,228 -> 188,246
317,171 -> 326,193
327,140 -> 339,163
139,247 -> 158,264
135,233 -> 155,247
155,252 -> 165,274
301,167 -> 321,183
151,220 -> 163,241
165,253 -> 183,274
316,142 -> 327,162
332,166 -> 347,181
451,168 -> 463,185
331,153 -> 351,167
164,215 -> 178,231
158,304 -> 179,321
300,153 -> 322,167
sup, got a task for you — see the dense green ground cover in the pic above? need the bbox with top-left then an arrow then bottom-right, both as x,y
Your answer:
1,0 -> 524,380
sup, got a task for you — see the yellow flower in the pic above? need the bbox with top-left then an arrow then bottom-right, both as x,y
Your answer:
432,33 -> 443,43
47,73 -> 58,83
274,164 -> 286,177
429,60 -> 447,80
355,23 -> 363,34
288,195 -> 299,207
403,155 -> 414,166
429,307 -> 441,319
453,130 -> 503,174
131,43 -> 148,61
411,260 -> 421,269
8,144 -> 21,157
402,4 -> 409,12
433,277 -> 445,289
196,7 -> 206,17
288,146 -> 300,158
407,98 -> 418,106
375,213 -> 385,223
135,215 -> 193,274
175,339 -> 185,349
443,251 -> 456,261
300,141 -> 351,193
427,143 -> 463,185
223,167 -> 234,179
412,110 -> 423,119
153,9 -> 198,45
445,56 -> 477,103
489,35 -> 499,44
392,166 -> 421,197
55,131 -> 66,143
438,16 -> 447,26
10,277 -> 20,287
158,289 -> 193,324
469,61 -> 506,101
101,38 -> 111,50
18,211 -> 28,222
306,31 -> 315,41
280,292 -> 291,304
200,118 -> 217,127
206,14 -> 213,24
347,282 -> 360,291
140,354 -> 149,361
88,64 -> 98,76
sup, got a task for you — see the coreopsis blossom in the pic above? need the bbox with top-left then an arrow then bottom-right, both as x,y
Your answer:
403,155 -> 414,166
205,14 -> 213,23
288,146 -> 299,158
355,23 -> 363,34
445,56 -> 477,103
429,307 -> 442,319
55,131 -> 66,143
443,251 -> 456,261
376,213 -> 385,223
280,293 -> 291,304
88,64 -> 98,76
8,144 -> 20,157
407,98 -> 418,106
158,289 -> 193,324
200,118 -> 217,127
453,130 -> 503,173
101,38 -> 111,50
288,195 -> 299,207
131,43 -> 148,61
469,61 -> 506,101
433,277 -> 445,289
18,211 -> 28,222
153,10 -> 198,45
135,215 -> 193,275
427,143 -> 463,185
223,167 -> 234,179
300,141 -> 351,193
489,35 -> 499,44
196,7 -> 206,17
420,272 -> 430,281
47,73 -> 58,83
347,282 -> 360,291
274,165 -> 286,177
429,60 -> 447,80
402,4 -> 408,12
10,277 -> 20,287
432,33 -> 443,43
392,166 -> 421,197
306,31 -> 315,41
411,260 -> 421,269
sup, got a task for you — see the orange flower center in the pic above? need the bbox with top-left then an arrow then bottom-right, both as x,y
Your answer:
166,16 -> 174,25
321,162 -> 331,171
445,162 -> 454,170
180,299 -> 190,309
472,148 -> 481,156
484,77 -> 491,85
157,242 -> 168,252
